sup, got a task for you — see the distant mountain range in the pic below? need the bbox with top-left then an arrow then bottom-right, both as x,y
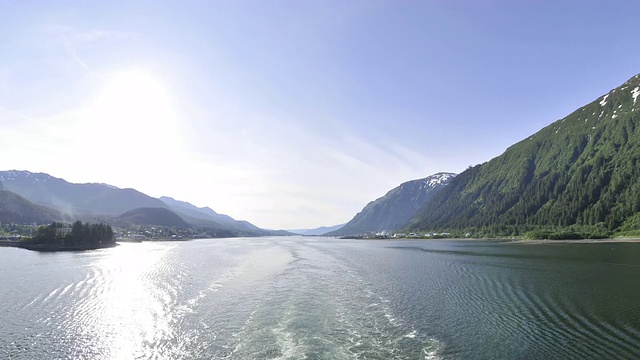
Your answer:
0,170 -> 287,237
328,173 -> 456,236
0,171 -> 165,216
159,196 -> 276,236
407,73 -> 640,237
289,223 -> 345,236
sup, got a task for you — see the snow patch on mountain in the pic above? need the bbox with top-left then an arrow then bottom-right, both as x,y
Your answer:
0,170 -> 51,182
327,171 -> 457,236
424,173 -> 456,188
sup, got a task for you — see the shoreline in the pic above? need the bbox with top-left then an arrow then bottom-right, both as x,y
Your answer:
506,237 -> 640,244
0,241 -> 118,252
339,236 -> 640,244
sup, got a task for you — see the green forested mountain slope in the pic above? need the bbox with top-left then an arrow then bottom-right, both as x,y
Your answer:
408,74 -> 640,237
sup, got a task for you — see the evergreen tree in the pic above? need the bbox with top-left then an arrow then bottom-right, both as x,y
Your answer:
407,74 -> 640,238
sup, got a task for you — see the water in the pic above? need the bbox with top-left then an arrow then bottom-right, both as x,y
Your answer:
1,237 -> 639,359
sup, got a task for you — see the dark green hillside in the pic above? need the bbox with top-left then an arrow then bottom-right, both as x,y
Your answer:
408,74 -> 640,237
119,207 -> 191,228
0,190 -> 68,224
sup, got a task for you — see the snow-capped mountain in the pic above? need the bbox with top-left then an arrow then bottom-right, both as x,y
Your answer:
327,172 -> 456,236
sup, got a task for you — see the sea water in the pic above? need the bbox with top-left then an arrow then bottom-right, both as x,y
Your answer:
1,237 -> 639,359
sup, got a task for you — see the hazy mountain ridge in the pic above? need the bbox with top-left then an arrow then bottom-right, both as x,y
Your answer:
160,196 -> 236,224
329,172 -> 456,236
289,224 -> 346,236
408,73 -> 640,237
0,170 -> 277,236
159,196 -> 284,236
118,207 -> 191,228
0,190 -> 70,224
0,170 -> 167,216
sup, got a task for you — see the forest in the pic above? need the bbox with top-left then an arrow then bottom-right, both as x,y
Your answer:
407,75 -> 640,239
26,221 -> 115,247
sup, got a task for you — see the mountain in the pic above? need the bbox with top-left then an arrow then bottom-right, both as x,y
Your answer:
118,207 -> 191,228
159,196 -> 236,225
328,172 -> 456,236
0,171 -> 281,235
0,190 -> 69,224
0,171 -> 167,216
158,196 -> 225,228
407,73 -> 640,237
289,224 -> 346,236
159,196 -> 277,235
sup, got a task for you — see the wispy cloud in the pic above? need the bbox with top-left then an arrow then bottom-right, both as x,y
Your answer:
41,24 -> 131,75
55,25 -> 111,72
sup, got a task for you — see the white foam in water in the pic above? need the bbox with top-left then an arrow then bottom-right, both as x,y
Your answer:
273,330 -> 302,360
422,338 -> 444,360
404,330 -> 418,338
385,313 -> 397,324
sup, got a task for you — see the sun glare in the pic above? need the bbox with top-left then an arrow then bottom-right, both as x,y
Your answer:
93,70 -> 177,141
77,69 -> 182,173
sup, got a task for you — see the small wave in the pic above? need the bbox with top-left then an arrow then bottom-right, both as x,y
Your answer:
58,283 -> 74,298
21,294 -> 44,310
43,288 -> 59,303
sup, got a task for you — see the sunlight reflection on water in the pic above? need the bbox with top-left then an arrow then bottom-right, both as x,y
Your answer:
83,243 -> 176,359
3,238 -> 639,359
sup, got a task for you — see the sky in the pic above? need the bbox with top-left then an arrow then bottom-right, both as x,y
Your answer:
1,1 -> 640,229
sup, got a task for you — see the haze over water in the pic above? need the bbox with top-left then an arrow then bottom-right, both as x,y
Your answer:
1,237 -> 640,359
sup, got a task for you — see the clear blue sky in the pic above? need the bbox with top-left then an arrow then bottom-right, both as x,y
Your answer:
1,1 -> 639,229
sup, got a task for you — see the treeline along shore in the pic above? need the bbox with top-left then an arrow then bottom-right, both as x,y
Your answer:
2,221 -> 116,251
